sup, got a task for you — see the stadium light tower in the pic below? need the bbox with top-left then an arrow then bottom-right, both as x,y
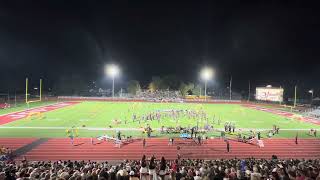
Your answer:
105,64 -> 120,98
308,89 -> 314,105
200,67 -> 214,101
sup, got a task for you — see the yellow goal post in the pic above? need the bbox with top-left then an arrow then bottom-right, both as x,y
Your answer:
25,78 -> 42,105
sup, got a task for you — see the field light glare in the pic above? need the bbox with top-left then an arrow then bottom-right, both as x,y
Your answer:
105,64 -> 120,78
200,67 -> 213,81
105,64 -> 120,98
200,67 -> 214,101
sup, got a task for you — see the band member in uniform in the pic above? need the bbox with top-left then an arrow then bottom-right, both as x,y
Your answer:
232,123 -> 235,133
197,135 -> 201,145
191,127 -> 194,138
117,130 -> 121,140
146,126 -> 152,138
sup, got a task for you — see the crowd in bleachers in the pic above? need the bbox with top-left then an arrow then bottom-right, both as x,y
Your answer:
0,156 -> 319,180
304,107 -> 320,119
135,90 -> 182,101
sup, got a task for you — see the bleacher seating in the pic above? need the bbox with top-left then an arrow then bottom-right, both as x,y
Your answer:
304,107 -> 320,119
0,157 -> 319,179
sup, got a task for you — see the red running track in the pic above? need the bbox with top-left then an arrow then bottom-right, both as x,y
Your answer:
21,138 -> 320,161
0,138 -> 37,151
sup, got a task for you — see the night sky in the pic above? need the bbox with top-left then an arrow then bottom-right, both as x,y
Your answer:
0,0 -> 319,95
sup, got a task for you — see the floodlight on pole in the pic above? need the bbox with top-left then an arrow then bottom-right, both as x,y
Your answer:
308,89 -> 314,105
105,64 -> 120,98
200,67 -> 214,101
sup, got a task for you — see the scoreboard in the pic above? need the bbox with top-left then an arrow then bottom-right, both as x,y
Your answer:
256,87 -> 284,102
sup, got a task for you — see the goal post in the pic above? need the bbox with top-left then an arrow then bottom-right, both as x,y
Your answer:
25,78 -> 42,104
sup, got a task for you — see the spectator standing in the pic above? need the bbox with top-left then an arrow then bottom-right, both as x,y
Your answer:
227,140 -> 230,152
159,157 -> 167,180
171,159 -> 179,172
177,146 -> 181,159
129,171 -> 139,180
149,155 -> 157,180
143,138 -> 146,148
140,155 -> 148,180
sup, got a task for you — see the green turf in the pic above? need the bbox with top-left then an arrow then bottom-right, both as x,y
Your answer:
0,101 -> 319,138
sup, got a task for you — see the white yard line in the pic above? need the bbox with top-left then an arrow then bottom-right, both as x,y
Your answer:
0,126 -> 318,131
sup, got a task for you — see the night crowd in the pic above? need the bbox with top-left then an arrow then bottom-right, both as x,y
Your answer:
0,156 -> 319,180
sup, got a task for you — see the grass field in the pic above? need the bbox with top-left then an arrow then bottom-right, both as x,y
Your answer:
0,101 -> 319,138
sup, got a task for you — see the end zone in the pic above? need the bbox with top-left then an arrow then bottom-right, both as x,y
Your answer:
0,102 -> 80,125
243,104 -> 320,125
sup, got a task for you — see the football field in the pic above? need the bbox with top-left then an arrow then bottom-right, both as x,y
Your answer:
0,101 -> 318,138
